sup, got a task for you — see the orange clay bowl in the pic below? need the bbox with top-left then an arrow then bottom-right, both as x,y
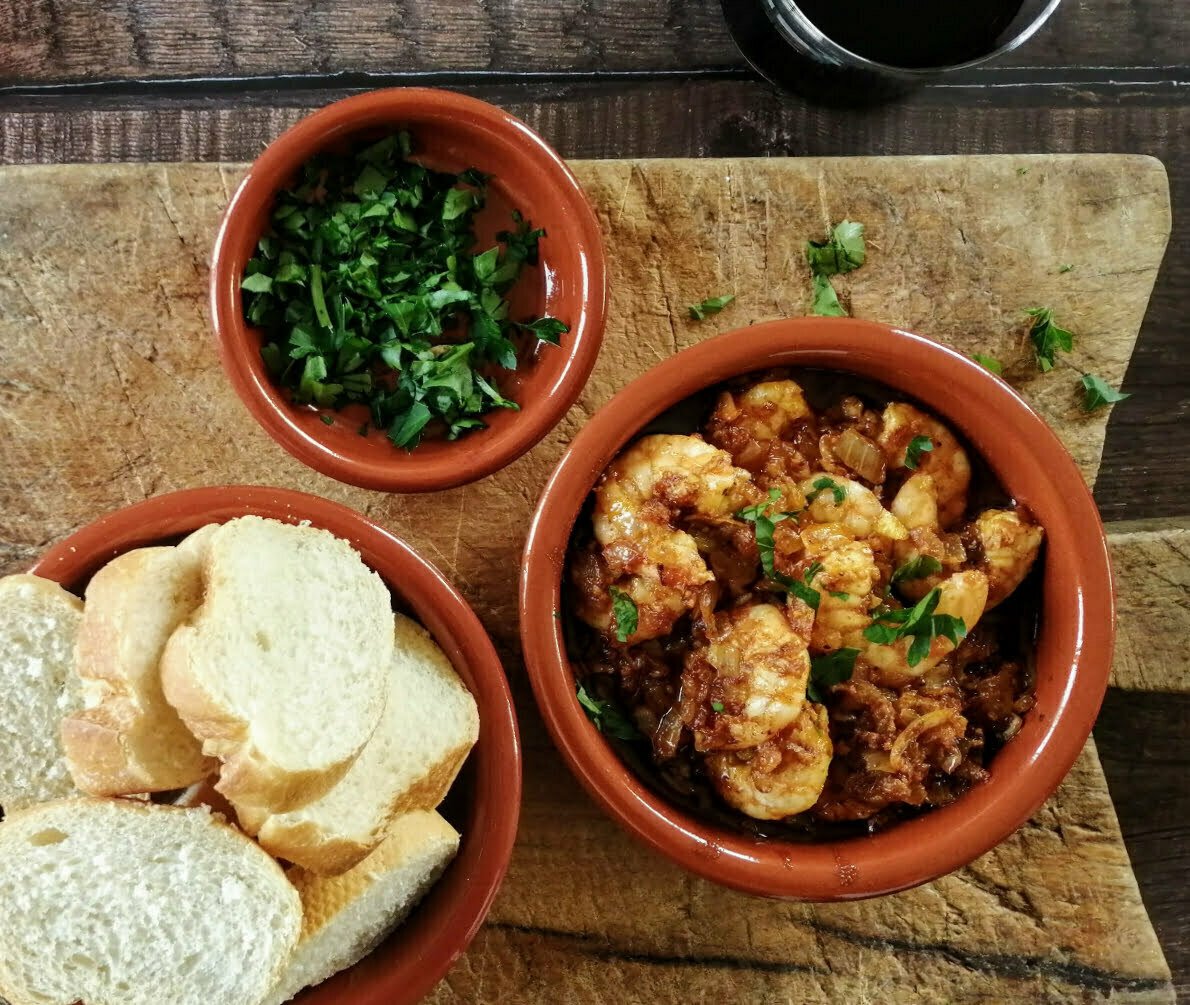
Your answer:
32,486 -> 521,1004
210,88 -> 607,492
519,317 -> 1115,901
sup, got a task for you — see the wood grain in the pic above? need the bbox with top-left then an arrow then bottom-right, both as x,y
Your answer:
0,158 -> 1176,1002
0,82 -> 1185,527
0,0 -> 1186,83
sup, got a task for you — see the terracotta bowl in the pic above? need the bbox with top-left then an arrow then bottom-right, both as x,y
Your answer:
519,317 -> 1114,901
32,486 -> 521,1003
210,88 -> 607,492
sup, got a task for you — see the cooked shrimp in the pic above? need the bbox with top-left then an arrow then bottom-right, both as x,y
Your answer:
864,570 -> 989,687
888,472 -> 965,601
800,473 -> 908,543
688,603 -> 810,751
707,380 -> 818,502
971,509 -> 1044,609
588,434 -> 756,642
798,525 -> 881,655
706,703 -> 833,820
878,403 -> 971,529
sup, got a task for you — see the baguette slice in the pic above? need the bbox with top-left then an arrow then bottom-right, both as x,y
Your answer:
63,545 -> 214,794
0,575 -> 83,812
245,612 -> 478,874
160,516 -> 393,815
0,798 -> 301,1005
263,811 -> 460,1005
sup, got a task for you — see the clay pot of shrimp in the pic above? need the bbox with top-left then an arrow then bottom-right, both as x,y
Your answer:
520,317 -> 1114,900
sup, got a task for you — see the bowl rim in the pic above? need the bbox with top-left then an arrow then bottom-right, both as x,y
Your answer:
31,485 -> 521,1003
519,317 -> 1115,901
209,87 -> 608,493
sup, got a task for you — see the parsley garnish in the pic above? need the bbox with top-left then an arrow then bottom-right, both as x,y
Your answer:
829,590 -> 850,601
806,476 -> 845,505
1025,307 -> 1074,373
608,586 -> 638,643
862,588 -> 967,668
807,648 -> 860,703
890,555 -> 943,585
736,489 -> 797,578
781,568 -> 822,611
688,294 -> 735,321
319,414 -> 334,426
241,132 -> 569,450
972,353 -> 1003,375
1016,166 -> 1029,176
806,220 -> 865,318
1081,373 -> 1130,412
711,700 -> 725,713
1058,263 -> 1075,274
576,684 -> 638,739
904,435 -> 934,470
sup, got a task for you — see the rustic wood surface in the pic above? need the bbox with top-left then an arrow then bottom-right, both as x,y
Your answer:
0,158 -> 1177,1003
1,0 -> 1187,996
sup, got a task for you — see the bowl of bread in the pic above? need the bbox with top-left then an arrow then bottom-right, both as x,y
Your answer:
0,485 -> 520,1005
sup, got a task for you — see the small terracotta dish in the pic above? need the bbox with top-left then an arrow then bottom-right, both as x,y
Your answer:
33,485 -> 521,1004
520,317 -> 1114,901
210,88 -> 606,492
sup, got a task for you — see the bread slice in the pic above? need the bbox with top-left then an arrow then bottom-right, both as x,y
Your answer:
160,516 -> 393,815
245,612 -> 478,873
63,546 -> 214,794
263,811 -> 460,1005
0,797 -> 301,1005
0,575 -> 84,813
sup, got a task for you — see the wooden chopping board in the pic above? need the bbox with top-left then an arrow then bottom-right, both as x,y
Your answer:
0,155 -> 1177,1004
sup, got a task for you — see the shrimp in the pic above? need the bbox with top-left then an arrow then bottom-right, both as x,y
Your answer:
888,472 -> 966,601
798,525 -> 882,655
971,509 -> 1044,609
587,434 -> 757,642
707,380 -> 818,503
864,570 -> 989,687
878,402 -> 971,529
706,703 -> 833,820
687,604 -> 810,751
800,473 -> 908,544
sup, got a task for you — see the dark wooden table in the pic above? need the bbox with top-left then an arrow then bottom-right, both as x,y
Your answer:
1,0 -> 1187,997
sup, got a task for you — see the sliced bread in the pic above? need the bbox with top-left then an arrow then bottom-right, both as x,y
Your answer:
0,575 -> 84,813
160,516 -> 393,814
0,797 -> 301,1005
63,545 -> 214,794
263,810 -> 461,1005
245,612 -> 478,873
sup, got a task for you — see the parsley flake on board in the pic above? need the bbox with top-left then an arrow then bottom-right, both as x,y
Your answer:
972,353 -> 1004,375
810,273 -> 847,317
240,132 -> 569,450
862,587 -> 967,668
1081,373 -> 1131,412
688,294 -> 736,321
1059,263 -> 1075,274
576,684 -> 639,740
904,435 -> 935,470
1024,307 -> 1074,373
608,586 -> 639,643
806,220 -> 866,318
807,648 -> 860,703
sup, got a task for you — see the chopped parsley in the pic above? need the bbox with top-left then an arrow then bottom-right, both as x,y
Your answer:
1025,307 -> 1074,373
781,565 -> 822,611
829,590 -> 850,601
890,555 -> 943,585
318,414 -> 334,426
863,588 -> 967,668
904,435 -> 934,470
576,684 -> 638,739
972,353 -> 1003,375
688,294 -> 735,321
806,476 -> 845,506
608,586 -> 638,643
1081,373 -> 1130,412
806,220 -> 865,318
241,131 -> 568,449
736,489 -> 797,578
807,648 -> 860,703
1058,263 -> 1075,274
711,700 -> 725,713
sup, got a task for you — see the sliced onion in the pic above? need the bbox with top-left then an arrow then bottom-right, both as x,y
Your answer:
835,428 -> 886,484
653,706 -> 683,760
889,709 -> 963,772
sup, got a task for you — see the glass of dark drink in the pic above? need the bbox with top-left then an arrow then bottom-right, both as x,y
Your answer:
721,0 -> 1063,104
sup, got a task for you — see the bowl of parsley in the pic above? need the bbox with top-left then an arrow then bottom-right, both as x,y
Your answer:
211,88 -> 607,492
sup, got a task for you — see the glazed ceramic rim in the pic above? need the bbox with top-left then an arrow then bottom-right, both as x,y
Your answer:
520,317 -> 1114,901
33,486 -> 522,1003
210,88 -> 607,493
